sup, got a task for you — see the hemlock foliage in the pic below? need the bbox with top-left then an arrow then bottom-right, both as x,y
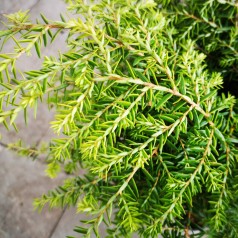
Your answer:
0,0 -> 238,237
157,0 -> 238,95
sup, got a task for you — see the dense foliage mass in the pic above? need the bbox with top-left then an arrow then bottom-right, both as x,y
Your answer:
0,0 -> 238,237
157,0 -> 238,95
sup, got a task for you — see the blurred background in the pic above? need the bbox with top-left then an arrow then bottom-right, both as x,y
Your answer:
0,1 -> 88,237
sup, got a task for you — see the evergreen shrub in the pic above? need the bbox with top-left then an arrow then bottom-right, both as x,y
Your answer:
0,0 -> 238,237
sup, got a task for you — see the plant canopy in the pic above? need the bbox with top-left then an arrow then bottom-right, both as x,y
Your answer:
0,0 -> 238,237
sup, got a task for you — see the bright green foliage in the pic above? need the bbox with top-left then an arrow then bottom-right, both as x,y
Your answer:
157,0 -> 238,94
0,1 -> 238,237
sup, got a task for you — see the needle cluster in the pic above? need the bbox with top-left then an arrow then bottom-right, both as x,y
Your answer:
0,1 -> 238,237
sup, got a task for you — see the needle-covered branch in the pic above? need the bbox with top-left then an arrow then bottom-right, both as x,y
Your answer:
0,1 -> 238,238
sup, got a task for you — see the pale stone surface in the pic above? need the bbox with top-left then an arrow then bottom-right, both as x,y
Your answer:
50,208 -> 83,238
0,103 -> 55,146
1,1 -> 136,238
0,1 -> 74,238
0,0 -> 39,13
0,147 -> 67,238
51,207 -> 109,238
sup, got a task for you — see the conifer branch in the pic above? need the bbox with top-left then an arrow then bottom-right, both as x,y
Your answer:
151,128 -> 215,231
1,1 -> 238,237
